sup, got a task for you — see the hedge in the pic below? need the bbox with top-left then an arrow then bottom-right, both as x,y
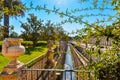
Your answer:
0,41 -> 2,51
0,41 -> 47,51
96,59 -> 120,80
21,41 -> 33,47
21,41 -> 47,47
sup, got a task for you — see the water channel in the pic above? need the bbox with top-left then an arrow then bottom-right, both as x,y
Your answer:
62,44 -> 75,80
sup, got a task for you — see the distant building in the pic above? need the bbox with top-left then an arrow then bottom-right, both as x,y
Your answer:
88,37 -> 112,46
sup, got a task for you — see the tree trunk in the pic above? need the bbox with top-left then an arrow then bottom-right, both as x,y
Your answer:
3,14 -> 9,38
3,0 -> 10,38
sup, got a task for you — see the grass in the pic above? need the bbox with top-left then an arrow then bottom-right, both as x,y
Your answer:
0,45 -> 48,72
0,54 -> 10,72
18,45 -> 48,63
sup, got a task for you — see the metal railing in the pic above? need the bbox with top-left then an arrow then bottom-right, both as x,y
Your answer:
21,69 -> 97,80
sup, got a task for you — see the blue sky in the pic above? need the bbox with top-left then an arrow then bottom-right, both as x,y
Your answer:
9,0 -> 117,36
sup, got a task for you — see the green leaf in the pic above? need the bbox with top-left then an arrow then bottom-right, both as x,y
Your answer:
44,4 -> 47,9
108,17 -> 113,21
30,2 -> 33,8
59,12 -> 64,18
74,18 -> 78,22
45,9 -> 51,14
35,5 -> 41,10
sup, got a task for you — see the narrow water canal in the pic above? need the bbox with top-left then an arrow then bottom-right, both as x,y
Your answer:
62,44 -> 75,80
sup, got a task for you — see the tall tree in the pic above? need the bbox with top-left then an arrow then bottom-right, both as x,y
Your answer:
41,20 -> 57,41
20,14 -> 43,46
0,0 -> 25,38
40,21 -> 68,42
56,26 -> 68,41
10,31 -> 18,38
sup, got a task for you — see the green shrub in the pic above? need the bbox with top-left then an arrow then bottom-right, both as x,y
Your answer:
0,41 -> 47,50
95,59 -> 120,80
36,41 -> 47,46
21,41 -> 47,47
0,41 -> 2,51
21,41 -> 33,47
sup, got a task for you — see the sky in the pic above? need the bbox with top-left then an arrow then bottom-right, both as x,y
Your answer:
8,0 -> 117,36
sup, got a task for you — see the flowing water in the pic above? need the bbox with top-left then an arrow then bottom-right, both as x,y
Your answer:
62,44 -> 75,80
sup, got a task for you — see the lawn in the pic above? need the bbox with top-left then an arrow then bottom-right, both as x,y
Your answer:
0,45 -> 48,72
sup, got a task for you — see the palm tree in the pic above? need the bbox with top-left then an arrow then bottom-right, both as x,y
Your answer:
1,0 -> 25,38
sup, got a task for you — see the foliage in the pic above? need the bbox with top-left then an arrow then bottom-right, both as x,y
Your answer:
40,20 -> 68,42
20,14 -> 44,46
23,0 -> 120,30
99,62 -> 120,80
55,26 -> 69,41
20,15 -> 68,43
21,41 -> 33,47
21,41 -> 47,47
36,41 -> 47,46
79,0 -> 120,14
0,41 -> 2,45
8,25 -> 19,38
0,41 -> 2,51
93,55 -> 120,80
0,25 -> 18,39
40,20 -> 57,41
0,0 -> 26,38
0,0 -> 25,16
9,31 -> 19,38
76,18 -> 120,79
